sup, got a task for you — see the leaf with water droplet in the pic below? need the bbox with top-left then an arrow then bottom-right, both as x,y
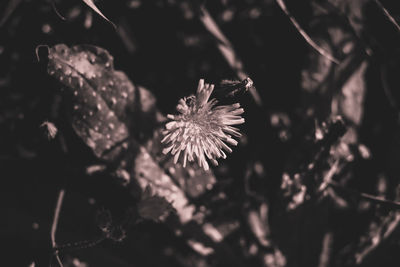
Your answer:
47,44 -> 135,161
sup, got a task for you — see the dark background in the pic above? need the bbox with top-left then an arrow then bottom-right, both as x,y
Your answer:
2,0 -> 400,266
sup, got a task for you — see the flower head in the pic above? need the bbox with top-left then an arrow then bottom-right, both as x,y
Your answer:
162,79 -> 245,170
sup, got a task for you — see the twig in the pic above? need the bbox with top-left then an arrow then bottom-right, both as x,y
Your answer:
373,0 -> 400,32
50,189 -> 65,267
56,236 -> 106,252
276,0 -> 340,64
355,212 -> 400,264
318,160 -> 340,192
329,181 -> 400,210
318,232 -> 333,267
198,6 -> 263,106
359,192 -> 400,209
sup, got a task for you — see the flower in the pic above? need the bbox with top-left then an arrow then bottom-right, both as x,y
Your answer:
161,79 -> 245,170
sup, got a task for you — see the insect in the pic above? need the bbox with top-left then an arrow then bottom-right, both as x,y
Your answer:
215,77 -> 254,98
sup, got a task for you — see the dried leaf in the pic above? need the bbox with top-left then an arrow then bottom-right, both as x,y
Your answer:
134,146 -> 196,223
137,185 -> 175,221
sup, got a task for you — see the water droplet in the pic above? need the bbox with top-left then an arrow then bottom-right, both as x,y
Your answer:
92,91 -> 97,97
97,104 -> 102,111
94,126 -> 99,131
88,54 -> 96,63
79,79 -> 83,87
74,91 -> 78,96
109,81 -> 114,86
106,134 -> 111,139
73,105 -> 79,110
111,97 -> 117,105
108,123 -> 114,129
89,111 -> 93,116
121,92 -> 128,98
168,167 -> 176,174
101,86 -> 106,91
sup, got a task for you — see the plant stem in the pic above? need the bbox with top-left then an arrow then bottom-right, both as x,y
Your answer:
50,189 -> 65,267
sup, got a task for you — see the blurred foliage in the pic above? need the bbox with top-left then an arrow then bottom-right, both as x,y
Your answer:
2,0 -> 400,266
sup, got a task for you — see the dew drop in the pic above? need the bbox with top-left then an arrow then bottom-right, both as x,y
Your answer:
111,97 -> 117,105
89,111 -> 93,116
92,91 -> 97,97
73,105 -> 79,110
97,104 -> 102,111
89,54 -> 96,64
108,81 -> 114,86
74,91 -> 78,96
101,86 -> 106,91
121,92 -> 128,98
108,123 -> 115,130
168,167 -> 176,174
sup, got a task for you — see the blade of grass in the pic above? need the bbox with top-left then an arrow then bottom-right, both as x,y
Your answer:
0,0 -> 22,27
373,0 -> 400,32
81,0 -> 116,29
276,0 -> 340,64
50,189 -> 65,267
